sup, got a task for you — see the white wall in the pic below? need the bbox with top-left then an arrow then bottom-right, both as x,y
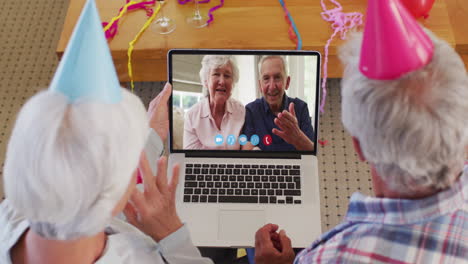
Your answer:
232,56 -> 257,105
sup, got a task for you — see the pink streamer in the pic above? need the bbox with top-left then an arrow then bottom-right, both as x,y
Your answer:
178,0 -> 210,4
319,0 -> 363,113
207,0 -> 224,25
103,0 -> 156,40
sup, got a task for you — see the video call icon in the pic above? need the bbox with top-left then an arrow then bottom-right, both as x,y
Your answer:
250,134 -> 260,146
238,134 -> 248,146
215,134 -> 224,145
263,135 -> 272,146
227,134 -> 236,146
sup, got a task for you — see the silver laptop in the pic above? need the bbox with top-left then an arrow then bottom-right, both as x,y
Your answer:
167,49 -> 322,248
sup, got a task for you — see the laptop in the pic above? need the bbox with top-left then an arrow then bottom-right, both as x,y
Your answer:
167,49 -> 322,248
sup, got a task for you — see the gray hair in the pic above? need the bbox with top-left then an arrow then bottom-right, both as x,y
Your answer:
199,55 -> 239,97
258,55 -> 288,78
339,30 -> 468,194
4,88 -> 148,240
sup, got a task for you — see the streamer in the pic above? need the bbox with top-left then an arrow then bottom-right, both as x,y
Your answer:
127,2 -> 162,91
103,0 -> 156,40
319,0 -> 363,112
278,0 -> 302,50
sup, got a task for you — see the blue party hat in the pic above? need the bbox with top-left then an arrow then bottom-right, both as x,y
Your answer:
49,0 -> 121,103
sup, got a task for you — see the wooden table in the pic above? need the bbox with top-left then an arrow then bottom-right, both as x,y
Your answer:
57,0 -> 461,82
446,0 -> 468,70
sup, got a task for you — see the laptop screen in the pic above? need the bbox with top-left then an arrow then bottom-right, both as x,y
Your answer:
168,50 -> 320,155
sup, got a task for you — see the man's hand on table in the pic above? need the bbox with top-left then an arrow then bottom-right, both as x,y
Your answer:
255,224 -> 295,264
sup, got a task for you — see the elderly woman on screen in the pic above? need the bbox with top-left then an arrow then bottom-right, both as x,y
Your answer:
0,84 -> 213,264
183,55 -> 245,150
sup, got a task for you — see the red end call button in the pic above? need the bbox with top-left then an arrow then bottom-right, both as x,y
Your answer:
263,135 -> 272,146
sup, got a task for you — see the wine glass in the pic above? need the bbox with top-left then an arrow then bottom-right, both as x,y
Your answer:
186,0 -> 208,28
152,0 -> 176,34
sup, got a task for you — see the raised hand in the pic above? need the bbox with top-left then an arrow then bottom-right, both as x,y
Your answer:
272,102 -> 314,151
124,154 -> 182,242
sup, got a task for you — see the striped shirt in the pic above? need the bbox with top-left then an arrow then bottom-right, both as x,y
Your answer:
296,166 -> 468,263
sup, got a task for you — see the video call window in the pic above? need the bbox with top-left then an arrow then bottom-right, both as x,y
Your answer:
170,53 -> 319,153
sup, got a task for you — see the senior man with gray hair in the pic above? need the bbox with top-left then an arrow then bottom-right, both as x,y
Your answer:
253,1 -> 468,263
242,55 -> 315,151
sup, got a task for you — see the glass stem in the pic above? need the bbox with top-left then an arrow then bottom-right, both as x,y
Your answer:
194,1 -> 201,19
160,1 -> 166,20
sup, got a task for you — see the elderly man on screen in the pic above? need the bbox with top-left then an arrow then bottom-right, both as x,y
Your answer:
253,1 -> 468,263
0,1 -> 213,263
242,55 -> 314,151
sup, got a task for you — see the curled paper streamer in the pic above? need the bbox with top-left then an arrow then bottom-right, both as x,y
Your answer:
102,1 -> 136,39
178,0 -> 211,4
207,0 -> 224,25
278,0 -> 302,50
103,0 -> 156,40
128,2 -> 162,91
319,0 -> 363,113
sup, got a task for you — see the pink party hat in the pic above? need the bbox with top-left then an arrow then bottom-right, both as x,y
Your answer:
359,0 -> 434,80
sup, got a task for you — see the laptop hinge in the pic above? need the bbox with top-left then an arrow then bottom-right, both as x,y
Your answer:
185,152 -> 302,159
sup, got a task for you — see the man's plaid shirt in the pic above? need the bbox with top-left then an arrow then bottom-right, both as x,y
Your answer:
295,166 -> 468,263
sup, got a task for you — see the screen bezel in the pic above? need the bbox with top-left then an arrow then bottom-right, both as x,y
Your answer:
168,49 -> 321,158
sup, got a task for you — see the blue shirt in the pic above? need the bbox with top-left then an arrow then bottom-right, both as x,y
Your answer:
295,166 -> 468,263
243,95 -> 314,151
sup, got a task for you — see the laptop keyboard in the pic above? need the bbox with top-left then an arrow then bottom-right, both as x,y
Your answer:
183,163 -> 302,204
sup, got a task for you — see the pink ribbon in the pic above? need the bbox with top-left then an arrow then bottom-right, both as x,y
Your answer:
178,0 -> 210,3
206,0 -> 224,25
103,0 -> 156,40
319,0 -> 363,113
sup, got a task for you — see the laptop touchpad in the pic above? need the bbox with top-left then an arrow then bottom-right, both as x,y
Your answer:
218,210 -> 266,242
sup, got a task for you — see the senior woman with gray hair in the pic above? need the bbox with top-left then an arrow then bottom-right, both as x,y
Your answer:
0,0 -> 213,262
0,84 -> 214,264
184,55 -> 245,150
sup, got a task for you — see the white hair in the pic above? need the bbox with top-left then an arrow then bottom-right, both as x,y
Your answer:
339,30 -> 468,194
258,55 -> 288,78
4,88 -> 148,240
199,55 -> 239,97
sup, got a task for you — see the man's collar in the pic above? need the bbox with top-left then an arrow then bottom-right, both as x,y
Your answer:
262,95 -> 289,114
282,95 -> 291,111
261,97 -> 270,113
